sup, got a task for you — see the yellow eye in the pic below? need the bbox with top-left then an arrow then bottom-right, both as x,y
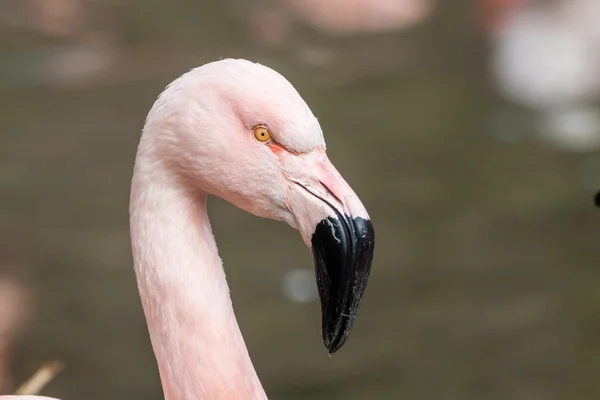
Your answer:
253,125 -> 271,142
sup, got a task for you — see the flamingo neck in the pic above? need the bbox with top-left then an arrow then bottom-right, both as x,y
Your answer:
129,163 -> 267,400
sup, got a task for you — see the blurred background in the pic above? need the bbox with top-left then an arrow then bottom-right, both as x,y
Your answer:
1,0 -> 600,399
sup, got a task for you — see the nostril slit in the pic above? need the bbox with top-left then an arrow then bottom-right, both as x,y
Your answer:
319,180 -> 344,208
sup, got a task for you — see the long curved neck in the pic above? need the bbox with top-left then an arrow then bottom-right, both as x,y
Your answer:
129,158 -> 267,400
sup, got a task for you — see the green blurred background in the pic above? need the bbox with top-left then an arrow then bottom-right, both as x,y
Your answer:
1,0 -> 600,399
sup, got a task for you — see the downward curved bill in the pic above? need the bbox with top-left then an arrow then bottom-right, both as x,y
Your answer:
311,213 -> 374,353
283,151 -> 375,353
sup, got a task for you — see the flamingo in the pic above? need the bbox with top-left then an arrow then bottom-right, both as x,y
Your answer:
285,0 -> 434,35
0,232 -> 30,394
480,0 -> 600,151
249,0 -> 434,50
0,276 -> 28,394
1,58 -> 375,400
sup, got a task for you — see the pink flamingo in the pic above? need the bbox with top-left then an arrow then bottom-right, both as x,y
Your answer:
479,0 -> 600,151
286,0 -> 434,35
1,58 -> 375,399
249,0 -> 434,49
0,232 -> 30,394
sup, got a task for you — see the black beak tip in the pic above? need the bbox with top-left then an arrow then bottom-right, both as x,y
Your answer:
595,190 -> 600,208
324,326 -> 351,354
311,215 -> 375,354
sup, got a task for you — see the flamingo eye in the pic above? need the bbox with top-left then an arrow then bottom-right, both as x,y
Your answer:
253,125 -> 272,142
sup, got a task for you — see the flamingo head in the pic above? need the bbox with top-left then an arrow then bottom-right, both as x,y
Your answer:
142,59 -> 375,353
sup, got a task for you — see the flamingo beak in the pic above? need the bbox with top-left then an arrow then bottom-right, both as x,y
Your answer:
310,210 -> 374,354
281,149 -> 375,353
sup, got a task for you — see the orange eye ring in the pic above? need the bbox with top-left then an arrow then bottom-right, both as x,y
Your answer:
253,125 -> 272,142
